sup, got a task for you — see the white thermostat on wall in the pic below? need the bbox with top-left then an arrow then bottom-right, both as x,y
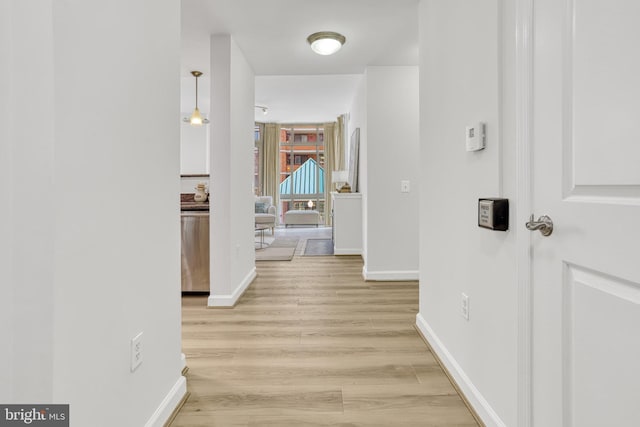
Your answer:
465,122 -> 485,152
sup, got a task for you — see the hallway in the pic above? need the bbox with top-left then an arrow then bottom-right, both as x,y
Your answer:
172,254 -> 478,426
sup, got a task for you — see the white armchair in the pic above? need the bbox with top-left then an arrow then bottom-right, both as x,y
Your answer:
254,196 -> 277,234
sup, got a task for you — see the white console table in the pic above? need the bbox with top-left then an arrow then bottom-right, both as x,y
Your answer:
331,192 -> 362,255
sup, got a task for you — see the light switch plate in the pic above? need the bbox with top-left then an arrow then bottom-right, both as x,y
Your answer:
461,293 -> 469,320
401,180 -> 410,193
131,332 -> 143,372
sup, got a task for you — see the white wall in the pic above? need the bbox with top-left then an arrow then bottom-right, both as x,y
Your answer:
180,123 -> 209,174
209,35 -> 256,307
363,66 -> 420,280
180,37 -> 211,175
0,0 -> 14,403
180,176 -> 209,194
348,67 -> 420,280
1,1 -> 186,425
348,75 -> 367,190
417,1 -> 517,426
8,0 -> 56,401
348,74 -> 367,257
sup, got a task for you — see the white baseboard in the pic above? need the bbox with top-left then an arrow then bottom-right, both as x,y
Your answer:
180,353 -> 187,371
144,375 -> 187,427
208,267 -> 256,307
333,248 -> 362,255
415,313 -> 506,427
362,266 -> 419,281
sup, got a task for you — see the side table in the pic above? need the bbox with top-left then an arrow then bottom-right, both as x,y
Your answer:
255,224 -> 270,249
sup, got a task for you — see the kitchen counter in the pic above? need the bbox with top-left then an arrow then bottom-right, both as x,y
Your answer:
181,193 -> 209,211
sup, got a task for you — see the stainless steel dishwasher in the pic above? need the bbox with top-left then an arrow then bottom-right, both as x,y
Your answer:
181,211 -> 209,292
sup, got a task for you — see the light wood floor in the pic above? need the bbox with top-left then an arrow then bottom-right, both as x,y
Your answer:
172,254 -> 479,426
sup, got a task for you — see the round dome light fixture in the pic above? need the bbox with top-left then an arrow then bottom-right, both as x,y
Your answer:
307,31 -> 346,56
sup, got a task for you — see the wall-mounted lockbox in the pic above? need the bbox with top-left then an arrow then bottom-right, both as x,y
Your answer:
478,198 -> 509,231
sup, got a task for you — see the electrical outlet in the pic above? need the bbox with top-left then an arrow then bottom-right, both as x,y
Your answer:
461,293 -> 469,321
131,332 -> 143,372
401,180 -> 410,193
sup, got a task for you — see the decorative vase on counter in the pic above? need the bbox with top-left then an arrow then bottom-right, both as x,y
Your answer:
194,182 -> 208,202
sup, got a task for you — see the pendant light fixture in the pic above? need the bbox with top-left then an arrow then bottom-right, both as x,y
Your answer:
307,31 -> 346,56
184,70 -> 210,126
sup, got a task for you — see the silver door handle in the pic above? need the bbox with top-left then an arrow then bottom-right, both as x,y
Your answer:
526,214 -> 553,236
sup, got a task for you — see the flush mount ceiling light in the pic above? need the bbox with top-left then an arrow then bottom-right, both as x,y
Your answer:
183,70 -> 210,126
255,105 -> 268,115
307,31 -> 346,56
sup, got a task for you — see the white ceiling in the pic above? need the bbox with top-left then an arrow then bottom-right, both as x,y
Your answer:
180,0 -> 419,123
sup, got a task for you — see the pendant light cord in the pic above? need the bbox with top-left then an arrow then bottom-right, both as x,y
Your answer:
195,75 -> 198,109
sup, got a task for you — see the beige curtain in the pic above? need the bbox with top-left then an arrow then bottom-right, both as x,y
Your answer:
323,116 -> 347,225
335,114 -> 346,171
323,122 -> 337,225
255,123 -> 265,195
262,123 -> 281,220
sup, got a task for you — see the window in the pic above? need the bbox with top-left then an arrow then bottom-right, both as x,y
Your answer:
278,125 -> 325,223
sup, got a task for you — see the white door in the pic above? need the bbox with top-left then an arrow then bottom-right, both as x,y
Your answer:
530,0 -> 640,426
